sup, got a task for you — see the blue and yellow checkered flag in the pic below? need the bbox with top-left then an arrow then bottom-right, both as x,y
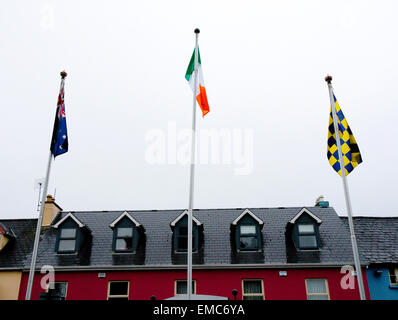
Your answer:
327,94 -> 362,176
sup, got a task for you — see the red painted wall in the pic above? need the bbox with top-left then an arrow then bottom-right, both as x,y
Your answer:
19,268 -> 370,300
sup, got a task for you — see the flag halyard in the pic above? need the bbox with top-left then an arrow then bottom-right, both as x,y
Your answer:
327,94 -> 362,176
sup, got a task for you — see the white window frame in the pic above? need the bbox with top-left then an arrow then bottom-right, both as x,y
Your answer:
58,228 -> 77,253
241,279 -> 265,300
107,281 -> 130,300
305,279 -> 330,300
46,281 -> 68,300
174,280 -> 197,296
114,227 -> 134,252
388,267 -> 398,285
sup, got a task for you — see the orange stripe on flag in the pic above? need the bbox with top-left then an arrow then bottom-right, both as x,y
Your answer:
197,85 -> 210,117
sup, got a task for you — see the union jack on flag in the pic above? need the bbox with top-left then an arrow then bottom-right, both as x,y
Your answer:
50,77 -> 68,158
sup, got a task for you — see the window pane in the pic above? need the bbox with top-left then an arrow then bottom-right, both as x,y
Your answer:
299,235 -> 317,248
307,295 -> 329,300
117,227 -> 133,237
58,239 -> 76,252
178,236 -> 187,250
60,228 -> 76,238
116,238 -> 133,251
307,279 -> 327,294
109,282 -> 128,296
240,225 -> 256,235
240,236 -> 257,250
179,227 -> 188,236
243,280 -> 262,294
243,296 -> 264,300
52,283 -> 67,298
176,281 -> 195,294
389,267 -> 398,284
298,224 -> 314,234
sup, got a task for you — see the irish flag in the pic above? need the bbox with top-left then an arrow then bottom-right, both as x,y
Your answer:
185,48 -> 210,117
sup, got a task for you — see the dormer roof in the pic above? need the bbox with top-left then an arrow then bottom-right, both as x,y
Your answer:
109,211 -> 143,229
288,208 -> 322,225
170,210 -> 202,227
231,209 -> 264,227
53,212 -> 87,229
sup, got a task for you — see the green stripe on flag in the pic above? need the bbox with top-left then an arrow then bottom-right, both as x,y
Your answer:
185,48 -> 201,81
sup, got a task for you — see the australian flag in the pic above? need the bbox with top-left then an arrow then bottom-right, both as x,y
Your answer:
50,79 -> 68,157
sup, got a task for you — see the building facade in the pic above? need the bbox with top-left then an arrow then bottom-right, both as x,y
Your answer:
3,196 -> 398,300
0,219 -> 36,300
344,217 -> 398,300
17,201 -> 370,300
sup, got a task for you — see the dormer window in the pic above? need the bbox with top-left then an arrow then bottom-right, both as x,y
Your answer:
58,228 -> 77,252
115,227 -> 133,252
297,224 -> 317,249
170,211 -> 203,253
53,213 -> 90,254
239,225 -> 258,250
288,208 -> 322,250
231,209 -> 264,252
175,225 -> 190,251
109,211 -> 144,254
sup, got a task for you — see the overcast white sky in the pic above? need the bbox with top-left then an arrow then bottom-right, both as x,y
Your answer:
1,0 -> 397,219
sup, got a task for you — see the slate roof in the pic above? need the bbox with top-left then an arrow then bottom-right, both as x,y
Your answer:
342,217 -> 398,264
27,206 -> 358,270
0,219 -> 37,269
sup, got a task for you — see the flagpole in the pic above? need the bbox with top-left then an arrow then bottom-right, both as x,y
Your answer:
187,28 -> 200,300
25,71 -> 67,300
325,75 -> 366,300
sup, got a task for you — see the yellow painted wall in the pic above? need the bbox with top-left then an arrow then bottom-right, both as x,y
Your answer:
42,195 -> 62,227
0,271 -> 21,300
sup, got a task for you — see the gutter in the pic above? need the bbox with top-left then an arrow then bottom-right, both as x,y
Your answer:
22,262 -> 362,273
0,267 -> 23,271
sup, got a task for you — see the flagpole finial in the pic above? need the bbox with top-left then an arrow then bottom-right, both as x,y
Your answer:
60,70 -> 67,79
325,75 -> 332,83
194,28 -> 200,34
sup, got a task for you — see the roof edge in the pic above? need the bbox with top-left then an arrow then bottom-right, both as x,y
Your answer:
22,262 -> 363,272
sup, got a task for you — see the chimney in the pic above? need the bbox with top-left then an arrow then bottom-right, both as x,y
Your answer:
315,195 -> 329,208
42,195 -> 62,227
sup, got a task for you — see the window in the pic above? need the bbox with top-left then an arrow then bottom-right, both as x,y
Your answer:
54,214 -> 88,254
115,227 -> 133,252
174,220 -> 199,252
232,211 -> 263,252
242,279 -> 264,300
239,225 -> 259,251
289,209 -> 322,251
175,280 -> 196,295
177,226 -> 188,251
388,267 -> 398,285
58,228 -> 77,253
108,281 -> 129,300
47,282 -> 68,300
111,215 -> 140,253
305,279 -> 330,300
298,224 -> 318,249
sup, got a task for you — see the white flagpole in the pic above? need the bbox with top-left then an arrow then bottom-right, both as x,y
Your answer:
25,71 -> 67,300
325,75 -> 366,300
25,151 -> 52,300
187,28 -> 200,300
